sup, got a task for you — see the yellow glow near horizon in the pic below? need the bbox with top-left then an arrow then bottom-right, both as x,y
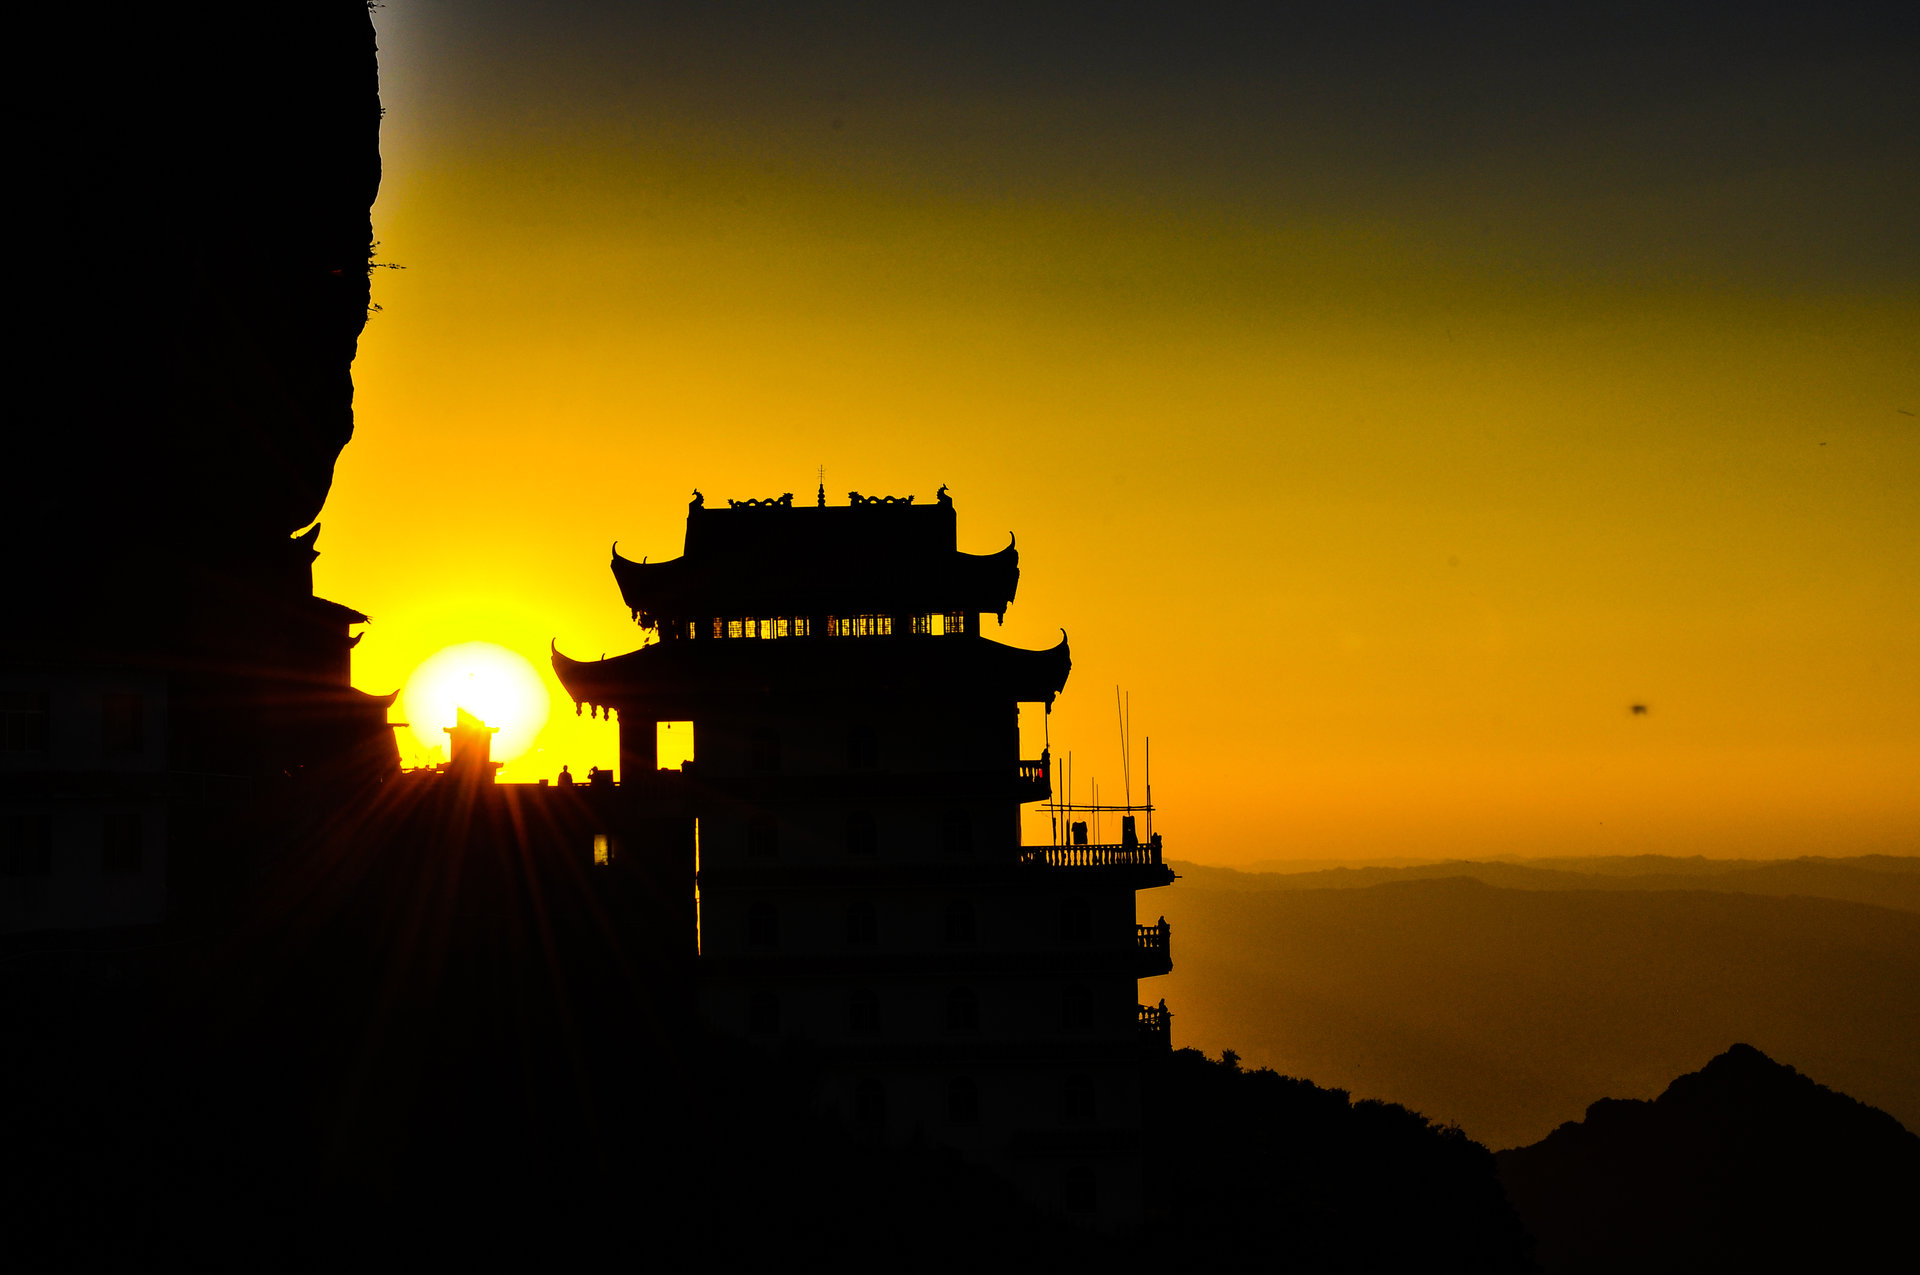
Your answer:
402,642 -> 551,765
324,9 -> 1919,863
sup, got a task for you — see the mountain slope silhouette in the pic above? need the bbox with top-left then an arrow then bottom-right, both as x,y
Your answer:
1497,1043 -> 1920,1273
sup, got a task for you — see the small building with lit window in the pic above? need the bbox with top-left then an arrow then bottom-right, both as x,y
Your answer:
553,485 -> 1175,1227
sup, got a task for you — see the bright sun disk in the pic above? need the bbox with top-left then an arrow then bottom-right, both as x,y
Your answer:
402,641 -> 551,765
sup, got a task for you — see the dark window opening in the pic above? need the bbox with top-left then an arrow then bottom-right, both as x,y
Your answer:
847,724 -> 878,769
750,728 -> 781,772
845,810 -> 877,856
747,814 -> 780,859
849,988 -> 880,1034
1061,1074 -> 1097,1125
947,1076 -> 980,1126
748,990 -> 780,1036
102,811 -> 142,875
1059,897 -> 1092,943
1062,1165 -> 1098,1214
845,900 -> 878,946
102,693 -> 143,754
854,1078 -> 887,1131
946,986 -> 980,1034
747,901 -> 778,948
1,692 -> 49,754
1061,984 -> 1093,1032
944,899 -> 976,945
1,812 -> 53,877
940,811 -> 973,857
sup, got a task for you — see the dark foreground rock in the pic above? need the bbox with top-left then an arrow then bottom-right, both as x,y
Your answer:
1497,1043 -> 1920,1273
1143,1048 -> 1537,1272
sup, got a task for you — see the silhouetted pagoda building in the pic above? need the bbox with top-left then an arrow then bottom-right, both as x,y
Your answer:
554,485 -> 1174,1225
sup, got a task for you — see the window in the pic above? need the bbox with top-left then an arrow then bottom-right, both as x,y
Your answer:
1060,1074 -> 1097,1125
750,728 -> 780,771
844,810 -> 877,856
592,833 -> 611,865
846,725 -> 878,770
944,899 -> 976,945
102,811 -> 141,875
909,614 -> 935,636
1059,897 -> 1091,943
943,612 -> 967,636
849,988 -> 880,1034
710,618 -> 725,640
853,1078 -> 887,1131
946,986 -> 979,1033
102,693 -> 143,754
845,900 -> 877,946
1,812 -> 53,877
747,814 -> 780,859
1061,984 -> 1093,1032
1,692 -> 49,753
748,901 -> 778,948
1062,1165 -> 1098,1215
947,1076 -> 979,1126
940,811 -> 973,857
748,990 -> 780,1036
726,619 -> 744,639
828,615 -> 892,638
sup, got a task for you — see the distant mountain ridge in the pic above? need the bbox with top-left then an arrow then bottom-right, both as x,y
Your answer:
1497,1044 -> 1920,1273
1153,873 -> 1920,1146
1175,853 -> 1920,914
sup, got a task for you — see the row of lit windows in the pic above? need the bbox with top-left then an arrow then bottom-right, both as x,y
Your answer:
746,985 -> 1112,1043
745,897 -> 1098,947
690,613 -> 969,640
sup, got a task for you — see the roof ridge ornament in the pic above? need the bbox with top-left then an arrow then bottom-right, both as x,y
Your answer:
848,492 -> 915,506
728,493 -> 795,509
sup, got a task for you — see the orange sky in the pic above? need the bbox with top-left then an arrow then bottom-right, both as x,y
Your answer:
318,3 -> 1918,864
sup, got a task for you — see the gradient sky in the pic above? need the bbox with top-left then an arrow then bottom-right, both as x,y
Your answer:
323,2 -> 1918,864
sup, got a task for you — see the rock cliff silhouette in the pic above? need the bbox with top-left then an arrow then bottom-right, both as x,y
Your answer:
1497,1043 -> 1920,1273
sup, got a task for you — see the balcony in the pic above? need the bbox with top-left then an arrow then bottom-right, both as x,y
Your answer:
1135,918 -> 1172,977
1138,1000 -> 1173,1050
1014,752 -> 1051,802
1019,834 -> 1164,871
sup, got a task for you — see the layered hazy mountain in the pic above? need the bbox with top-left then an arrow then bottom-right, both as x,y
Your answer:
1148,855 -> 1920,1148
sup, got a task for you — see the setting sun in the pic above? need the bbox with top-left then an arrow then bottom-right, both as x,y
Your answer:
401,641 -> 550,766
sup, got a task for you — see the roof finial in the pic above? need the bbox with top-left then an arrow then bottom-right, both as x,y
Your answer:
817,464 -> 826,507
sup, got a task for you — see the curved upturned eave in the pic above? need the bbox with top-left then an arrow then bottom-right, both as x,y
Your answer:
551,630 -> 1070,709
609,539 -> 1020,623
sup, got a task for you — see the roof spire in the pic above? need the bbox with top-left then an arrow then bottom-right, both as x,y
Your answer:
817,463 -> 827,507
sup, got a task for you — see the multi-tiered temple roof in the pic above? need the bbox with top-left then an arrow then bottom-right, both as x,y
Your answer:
609,490 -> 1020,630
556,489 -> 1068,715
